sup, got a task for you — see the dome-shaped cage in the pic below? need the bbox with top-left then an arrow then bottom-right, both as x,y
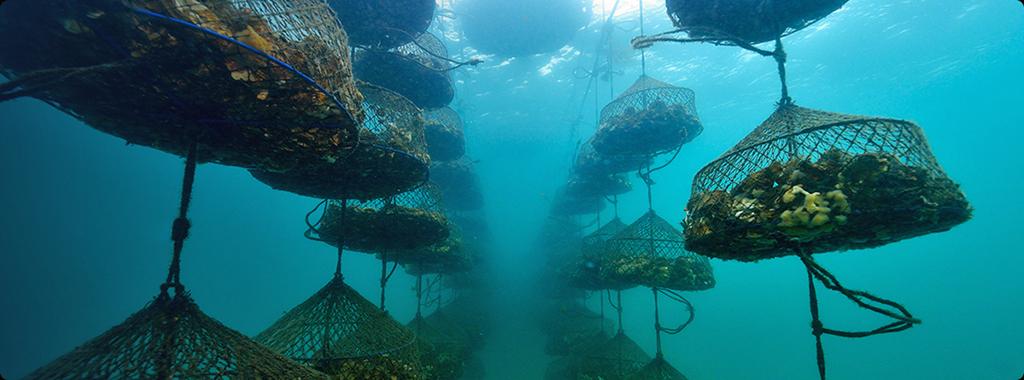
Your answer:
327,0 -> 435,50
683,104 -> 973,262
431,156 -> 486,211
600,211 -> 715,291
424,107 -> 467,161
593,76 -> 703,157
575,135 -> 653,176
565,173 -> 633,198
666,0 -> 848,45
353,33 -> 455,109
0,0 -> 362,172
388,222 -> 471,275
308,182 -> 450,253
550,185 -> 607,216
254,275 -> 422,379
406,314 -> 468,380
22,291 -> 330,380
623,356 -> 690,380
424,309 -> 474,352
564,218 -> 639,291
540,302 -> 616,356
250,83 -> 430,200
576,330 -> 653,380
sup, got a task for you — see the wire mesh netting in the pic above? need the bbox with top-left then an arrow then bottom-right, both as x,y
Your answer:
599,211 -> 715,291
307,181 -> 450,253
389,222 -> 472,275
250,82 -> 431,200
683,104 -> 973,262
431,156 -> 486,211
564,218 -> 639,291
623,356 -> 689,380
23,290 -> 330,380
576,330 -> 653,380
665,0 -> 848,45
565,173 -> 633,198
0,0 -> 362,172
593,76 -> 703,157
407,314 -> 467,380
327,0 -> 435,50
540,301 -> 616,356
353,33 -> 455,109
424,107 -> 467,162
254,275 -> 422,380
550,185 -> 607,216
575,135 -> 653,176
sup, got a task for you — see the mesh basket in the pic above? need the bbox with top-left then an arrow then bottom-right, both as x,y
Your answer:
575,135 -> 653,176
623,356 -> 689,380
407,314 -> 467,380
683,104 -> 973,262
309,182 -> 450,253
424,107 -> 467,162
566,218 -> 639,291
388,222 -> 470,274
0,0 -> 362,172
540,301 -> 616,356
599,211 -> 715,291
593,76 -> 703,157
565,173 -> 634,198
327,0 -> 435,49
353,33 -> 455,109
424,309 -> 474,351
576,330 -> 653,380
23,290 -> 330,380
550,185 -> 607,216
666,0 -> 848,45
431,156 -> 486,211
250,83 -> 430,200
254,275 -> 422,379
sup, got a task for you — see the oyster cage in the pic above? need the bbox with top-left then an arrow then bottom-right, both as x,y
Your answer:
388,221 -> 470,273
593,76 -> 703,157
424,107 -> 467,162
623,355 -> 690,380
431,156 -> 486,211
683,104 -> 973,262
550,185 -> 607,216
23,290 -> 329,380
576,330 -> 653,380
254,275 -> 422,380
600,210 -> 715,291
666,0 -> 848,45
327,0 -> 435,50
353,32 -> 455,109
565,173 -> 633,198
309,181 -> 450,253
568,218 -> 638,291
575,135 -> 653,176
407,314 -> 467,380
250,83 -> 430,200
0,0 -> 362,172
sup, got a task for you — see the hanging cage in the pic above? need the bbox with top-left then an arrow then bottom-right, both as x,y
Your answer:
565,173 -> 634,198
407,314 -> 468,380
308,181 -> 450,253
599,210 -> 715,291
593,76 -> 703,157
576,330 -> 653,380
550,185 -> 607,216
623,355 -> 690,380
0,0 -> 363,172
424,107 -> 467,162
388,221 -> 471,275
250,82 -> 431,200
565,218 -> 639,291
431,156 -> 486,211
254,275 -> 423,379
575,134 -> 653,176
327,0 -> 435,50
683,104 -> 973,262
666,0 -> 849,45
353,32 -> 455,109
23,290 -> 330,380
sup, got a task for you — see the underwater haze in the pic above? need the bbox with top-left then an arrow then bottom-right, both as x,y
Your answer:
2,0 -> 1024,379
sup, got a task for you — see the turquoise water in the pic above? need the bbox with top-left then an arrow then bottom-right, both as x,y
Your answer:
1,0 -> 1023,379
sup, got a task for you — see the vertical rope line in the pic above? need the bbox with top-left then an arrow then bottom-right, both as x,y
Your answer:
381,251 -> 388,310
335,198 -> 348,276
639,0 -> 646,75
617,290 -> 624,332
165,138 -> 198,289
600,290 -> 606,334
613,194 -> 619,218
774,38 -> 791,105
416,272 -> 423,317
808,264 -> 827,380
653,287 -> 663,357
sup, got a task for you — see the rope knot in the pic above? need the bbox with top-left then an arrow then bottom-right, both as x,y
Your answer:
811,319 -> 824,337
171,217 -> 191,242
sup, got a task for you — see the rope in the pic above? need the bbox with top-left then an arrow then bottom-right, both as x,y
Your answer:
607,290 -> 625,333
335,198 -> 348,276
798,248 -> 920,380
163,138 -> 198,295
0,62 -> 126,103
